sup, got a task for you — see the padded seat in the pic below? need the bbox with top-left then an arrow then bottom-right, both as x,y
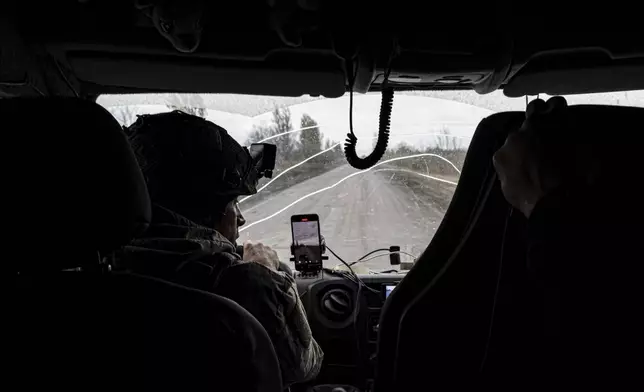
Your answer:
5,98 -> 282,392
375,105 -> 643,391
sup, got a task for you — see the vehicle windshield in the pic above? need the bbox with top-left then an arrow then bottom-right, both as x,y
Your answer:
98,90 -> 644,272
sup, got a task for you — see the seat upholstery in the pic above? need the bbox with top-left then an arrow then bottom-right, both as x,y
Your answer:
3,98 -> 151,271
11,272 -> 283,392
374,111 -> 523,392
6,98 -> 283,391
375,105 -> 643,391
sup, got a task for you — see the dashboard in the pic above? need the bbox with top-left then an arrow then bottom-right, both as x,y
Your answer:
295,271 -> 405,389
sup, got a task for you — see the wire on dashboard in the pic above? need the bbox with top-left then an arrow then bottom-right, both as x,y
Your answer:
326,244 -> 368,375
326,245 -> 380,295
326,245 -> 358,276
355,250 -> 417,265
348,249 -> 417,267
356,248 -> 390,262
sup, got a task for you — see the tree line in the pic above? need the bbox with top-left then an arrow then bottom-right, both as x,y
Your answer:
245,106 -> 344,181
382,129 -> 467,178
106,94 -> 466,186
106,94 -> 209,127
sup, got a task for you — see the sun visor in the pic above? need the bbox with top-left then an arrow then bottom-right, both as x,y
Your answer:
68,55 -> 346,98
504,63 -> 644,97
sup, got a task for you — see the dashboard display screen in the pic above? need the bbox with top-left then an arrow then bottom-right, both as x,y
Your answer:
384,284 -> 396,299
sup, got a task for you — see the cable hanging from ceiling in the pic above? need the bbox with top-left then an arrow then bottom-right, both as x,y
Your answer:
343,42 -> 397,170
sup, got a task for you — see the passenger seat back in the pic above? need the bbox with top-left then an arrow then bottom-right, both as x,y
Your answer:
376,104 -> 643,391
5,98 -> 282,392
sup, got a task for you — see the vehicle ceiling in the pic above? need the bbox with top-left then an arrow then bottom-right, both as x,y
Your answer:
2,1 -> 643,99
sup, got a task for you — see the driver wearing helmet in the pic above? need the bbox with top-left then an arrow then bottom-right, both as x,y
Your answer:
113,111 -> 323,386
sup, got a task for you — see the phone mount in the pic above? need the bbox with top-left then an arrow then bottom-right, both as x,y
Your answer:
290,237 -> 328,275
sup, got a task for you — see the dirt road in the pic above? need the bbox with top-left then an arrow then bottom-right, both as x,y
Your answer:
239,165 -> 455,271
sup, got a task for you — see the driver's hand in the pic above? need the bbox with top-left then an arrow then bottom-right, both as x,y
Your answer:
493,97 -> 568,218
242,240 -> 280,271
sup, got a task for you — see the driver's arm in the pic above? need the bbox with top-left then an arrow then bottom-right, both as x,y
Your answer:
213,261 -> 324,387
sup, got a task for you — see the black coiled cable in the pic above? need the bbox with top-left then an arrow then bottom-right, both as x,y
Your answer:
343,87 -> 394,170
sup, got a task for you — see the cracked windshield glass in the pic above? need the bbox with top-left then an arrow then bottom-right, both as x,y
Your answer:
98,91 -> 644,273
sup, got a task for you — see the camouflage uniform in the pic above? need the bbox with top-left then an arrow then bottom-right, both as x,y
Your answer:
114,112 -> 323,386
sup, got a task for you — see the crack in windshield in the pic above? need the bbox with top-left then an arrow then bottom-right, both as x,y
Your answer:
240,153 -> 462,232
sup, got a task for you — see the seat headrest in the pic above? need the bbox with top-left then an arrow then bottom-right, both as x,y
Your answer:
488,104 -> 642,186
2,98 -> 151,271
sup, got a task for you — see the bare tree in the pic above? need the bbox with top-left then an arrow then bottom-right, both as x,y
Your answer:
107,106 -> 138,127
450,133 -> 464,151
321,138 -> 343,165
434,126 -> 463,151
435,126 -> 450,150
371,130 -> 380,150
246,124 -> 273,144
165,94 -> 207,118
299,113 -> 323,158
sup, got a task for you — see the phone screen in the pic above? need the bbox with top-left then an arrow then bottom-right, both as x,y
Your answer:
291,215 -> 322,271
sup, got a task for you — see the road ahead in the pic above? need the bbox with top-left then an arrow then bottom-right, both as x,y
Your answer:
239,165 -> 453,271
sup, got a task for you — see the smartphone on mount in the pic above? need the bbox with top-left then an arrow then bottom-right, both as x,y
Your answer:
290,214 -> 323,273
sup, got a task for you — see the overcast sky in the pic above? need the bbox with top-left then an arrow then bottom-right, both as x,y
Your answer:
98,90 -> 644,153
